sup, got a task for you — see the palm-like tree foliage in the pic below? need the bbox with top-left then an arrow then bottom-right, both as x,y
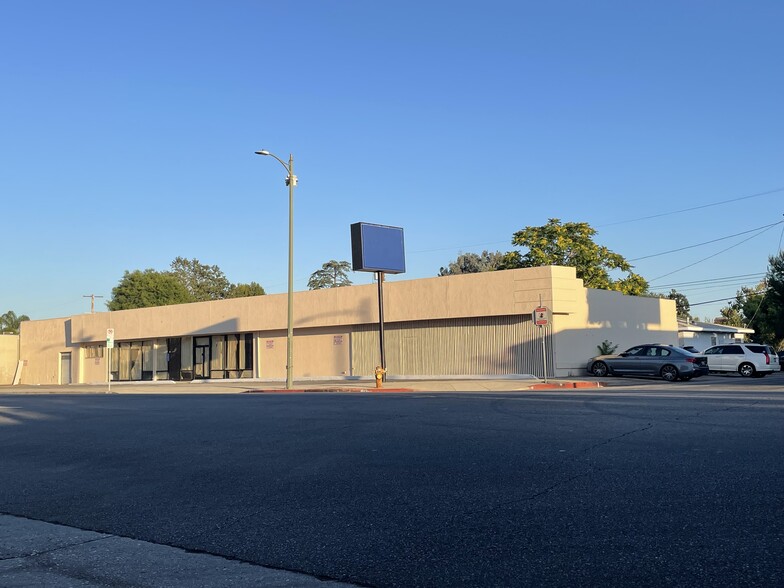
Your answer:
1,310 -> 30,334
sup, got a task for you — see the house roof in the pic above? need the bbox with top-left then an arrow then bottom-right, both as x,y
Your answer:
677,319 -> 754,335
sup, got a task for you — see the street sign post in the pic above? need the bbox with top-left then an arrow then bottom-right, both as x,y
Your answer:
106,329 -> 115,393
532,306 -> 550,382
532,307 -> 551,327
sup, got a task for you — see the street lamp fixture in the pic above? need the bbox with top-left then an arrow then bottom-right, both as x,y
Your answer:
255,149 -> 297,389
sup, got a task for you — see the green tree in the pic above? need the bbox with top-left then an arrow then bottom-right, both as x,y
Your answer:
308,260 -> 353,290
720,281 -> 778,344
438,250 -> 507,276
733,252 -> 784,346
170,257 -> 231,301
226,282 -> 266,298
507,218 -> 648,295
107,270 -> 193,310
719,303 -> 745,327
664,289 -> 692,320
763,250 -> 784,346
719,252 -> 784,346
0,310 -> 30,334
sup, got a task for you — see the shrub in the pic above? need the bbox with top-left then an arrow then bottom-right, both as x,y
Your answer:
597,339 -> 619,355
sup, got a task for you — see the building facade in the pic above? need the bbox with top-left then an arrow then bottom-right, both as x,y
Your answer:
677,319 -> 754,352
0,335 -> 20,385
16,266 -> 678,385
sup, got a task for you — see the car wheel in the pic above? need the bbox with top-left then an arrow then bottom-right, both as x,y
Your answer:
738,362 -> 755,377
590,361 -> 609,377
660,365 -> 678,382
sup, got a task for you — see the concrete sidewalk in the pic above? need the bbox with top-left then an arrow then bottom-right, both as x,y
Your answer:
0,514 -> 355,587
0,375 -> 605,395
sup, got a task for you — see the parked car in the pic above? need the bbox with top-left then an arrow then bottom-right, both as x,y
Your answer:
586,344 -> 709,382
779,351 -> 784,371
701,343 -> 778,377
681,346 -> 700,354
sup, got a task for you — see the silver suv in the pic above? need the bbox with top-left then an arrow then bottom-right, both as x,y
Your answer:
702,343 -> 779,377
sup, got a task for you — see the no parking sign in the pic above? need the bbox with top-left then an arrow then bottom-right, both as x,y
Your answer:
532,307 -> 550,327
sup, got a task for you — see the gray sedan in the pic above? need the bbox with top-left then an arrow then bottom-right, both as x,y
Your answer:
586,344 -> 709,382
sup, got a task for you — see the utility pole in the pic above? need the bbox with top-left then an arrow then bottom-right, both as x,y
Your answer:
83,294 -> 104,314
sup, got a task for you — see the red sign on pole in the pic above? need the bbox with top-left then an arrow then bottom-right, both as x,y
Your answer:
533,306 -> 550,326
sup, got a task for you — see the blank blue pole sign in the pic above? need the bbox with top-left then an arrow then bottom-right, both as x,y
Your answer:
350,222 -> 406,274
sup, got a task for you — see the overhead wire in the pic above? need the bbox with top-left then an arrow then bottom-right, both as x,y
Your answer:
653,273 -> 765,288
647,223 -> 781,283
406,188 -> 784,261
742,221 -> 784,327
597,187 -> 784,228
628,221 -> 784,262
373,189 -> 784,317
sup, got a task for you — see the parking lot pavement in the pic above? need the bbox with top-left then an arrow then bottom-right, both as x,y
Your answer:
0,514 -> 356,587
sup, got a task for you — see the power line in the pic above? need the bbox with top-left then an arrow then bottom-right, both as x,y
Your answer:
629,221 -> 783,262
598,187 -> 784,228
690,296 -> 741,307
653,273 -> 765,289
409,240 -> 510,255
404,190 -> 784,261
664,283 -> 763,294
648,224 -> 780,283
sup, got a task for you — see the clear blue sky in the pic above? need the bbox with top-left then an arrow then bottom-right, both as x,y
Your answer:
2,1 -> 782,322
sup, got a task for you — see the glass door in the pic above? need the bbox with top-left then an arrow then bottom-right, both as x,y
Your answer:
194,337 -> 211,379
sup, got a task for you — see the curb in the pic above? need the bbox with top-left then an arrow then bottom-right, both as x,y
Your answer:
244,382 -> 604,393
244,388 -> 416,394
529,381 -> 605,390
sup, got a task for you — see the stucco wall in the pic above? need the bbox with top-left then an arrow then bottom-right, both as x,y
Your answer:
66,266 -> 571,345
259,328 -> 352,379
553,289 -> 678,375
18,318 -> 72,385
80,346 -> 108,384
16,266 -> 678,382
0,335 -> 20,385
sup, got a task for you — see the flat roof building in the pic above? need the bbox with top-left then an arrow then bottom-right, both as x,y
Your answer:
14,266 -> 677,385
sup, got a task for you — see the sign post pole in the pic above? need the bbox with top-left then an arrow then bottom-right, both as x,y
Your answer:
541,328 -> 548,384
350,222 -> 405,385
106,328 -> 115,394
532,305 -> 551,383
377,271 -> 386,381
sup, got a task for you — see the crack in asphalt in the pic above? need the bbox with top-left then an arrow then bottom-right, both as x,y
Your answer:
674,400 -> 762,421
581,423 -> 654,452
456,423 -> 656,520
0,535 -> 112,562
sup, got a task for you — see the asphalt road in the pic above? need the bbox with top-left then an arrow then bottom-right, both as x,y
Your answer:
1,383 -> 783,587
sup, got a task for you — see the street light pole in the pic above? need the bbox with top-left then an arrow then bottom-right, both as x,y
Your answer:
255,149 -> 297,389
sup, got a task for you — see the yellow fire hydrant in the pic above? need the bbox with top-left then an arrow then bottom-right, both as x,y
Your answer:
374,365 -> 386,389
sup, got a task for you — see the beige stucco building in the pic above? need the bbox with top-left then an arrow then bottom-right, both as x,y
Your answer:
14,266 -> 678,385
0,335 -> 20,385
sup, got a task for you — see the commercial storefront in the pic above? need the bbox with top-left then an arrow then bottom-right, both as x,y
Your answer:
16,266 -> 678,385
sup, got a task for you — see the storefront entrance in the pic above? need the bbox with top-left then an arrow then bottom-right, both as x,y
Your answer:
194,337 -> 211,379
